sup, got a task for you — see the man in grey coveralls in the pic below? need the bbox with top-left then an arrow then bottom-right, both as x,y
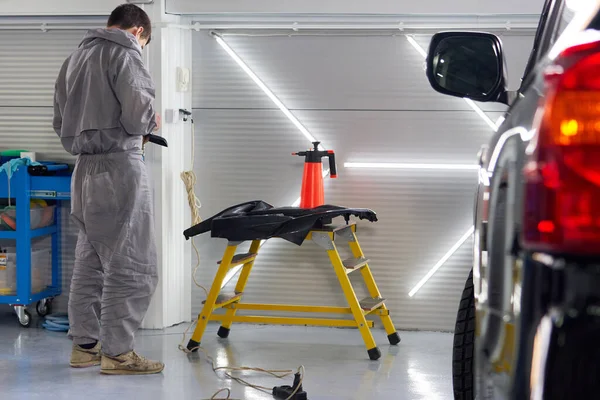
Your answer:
53,4 -> 163,375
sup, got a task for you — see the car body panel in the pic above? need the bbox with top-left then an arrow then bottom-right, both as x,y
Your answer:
477,1 -> 600,398
428,0 -> 600,398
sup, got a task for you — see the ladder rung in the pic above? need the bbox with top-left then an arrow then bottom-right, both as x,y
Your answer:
359,297 -> 385,313
331,223 -> 356,233
343,257 -> 369,273
203,292 -> 243,308
217,253 -> 257,267
312,222 -> 356,232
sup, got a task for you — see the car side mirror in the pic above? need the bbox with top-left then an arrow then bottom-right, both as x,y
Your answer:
426,32 -> 509,104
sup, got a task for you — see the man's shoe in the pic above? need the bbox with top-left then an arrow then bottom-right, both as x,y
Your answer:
100,351 -> 164,375
70,343 -> 101,368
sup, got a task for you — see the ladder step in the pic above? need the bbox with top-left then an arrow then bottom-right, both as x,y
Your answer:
343,257 -> 369,273
312,222 -> 356,232
203,292 -> 243,308
217,253 -> 257,267
359,297 -> 386,313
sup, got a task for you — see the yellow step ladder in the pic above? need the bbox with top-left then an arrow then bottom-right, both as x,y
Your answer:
186,222 -> 400,360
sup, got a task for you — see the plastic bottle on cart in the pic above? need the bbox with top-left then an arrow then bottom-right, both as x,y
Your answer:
0,249 -> 13,295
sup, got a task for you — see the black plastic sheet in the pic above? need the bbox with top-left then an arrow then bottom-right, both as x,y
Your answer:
183,200 -> 377,245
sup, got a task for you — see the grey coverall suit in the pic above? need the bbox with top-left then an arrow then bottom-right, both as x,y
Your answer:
53,28 -> 158,357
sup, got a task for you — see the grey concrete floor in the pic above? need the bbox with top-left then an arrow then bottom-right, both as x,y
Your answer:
0,311 -> 453,400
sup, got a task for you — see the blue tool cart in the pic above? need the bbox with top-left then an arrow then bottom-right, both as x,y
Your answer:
0,162 -> 71,327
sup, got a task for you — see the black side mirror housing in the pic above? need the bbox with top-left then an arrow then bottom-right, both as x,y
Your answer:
426,31 -> 509,104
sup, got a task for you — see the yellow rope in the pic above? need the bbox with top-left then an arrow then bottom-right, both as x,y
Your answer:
181,120 -> 202,226
181,119 -> 208,297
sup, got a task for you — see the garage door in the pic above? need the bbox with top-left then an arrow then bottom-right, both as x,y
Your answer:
190,30 -> 534,331
0,19 -> 104,312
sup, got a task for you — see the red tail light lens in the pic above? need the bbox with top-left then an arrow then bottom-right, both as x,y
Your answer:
523,40 -> 600,255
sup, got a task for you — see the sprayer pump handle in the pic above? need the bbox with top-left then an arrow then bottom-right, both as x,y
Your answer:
327,151 -> 337,178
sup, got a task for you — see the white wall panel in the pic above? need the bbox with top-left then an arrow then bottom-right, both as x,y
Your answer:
0,30 -> 85,161
193,33 -> 533,114
169,0 -> 546,15
0,31 -> 85,108
295,110 -> 499,164
0,108 -> 71,162
191,30 -> 531,331
0,26 -> 98,314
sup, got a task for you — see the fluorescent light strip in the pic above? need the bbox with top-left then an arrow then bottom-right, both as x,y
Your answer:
214,35 -> 316,143
403,36 -> 499,297
464,98 -> 499,132
406,35 -> 428,58
345,162 -> 478,171
405,36 -> 500,133
216,34 -> 329,289
495,115 -> 506,128
478,167 -> 491,187
408,226 -> 475,297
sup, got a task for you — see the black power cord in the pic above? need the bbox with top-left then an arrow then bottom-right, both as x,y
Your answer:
273,371 -> 308,400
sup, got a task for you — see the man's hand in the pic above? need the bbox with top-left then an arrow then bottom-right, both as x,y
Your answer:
154,114 -> 161,132
143,135 -> 150,144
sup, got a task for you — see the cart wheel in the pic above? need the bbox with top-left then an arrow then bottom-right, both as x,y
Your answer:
19,310 -> 32,328
36,299 -> 52,317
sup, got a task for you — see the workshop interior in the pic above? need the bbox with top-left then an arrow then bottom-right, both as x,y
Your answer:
1,0 -> 598,399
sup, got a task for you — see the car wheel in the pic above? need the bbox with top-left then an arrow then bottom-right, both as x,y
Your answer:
453,269 -> 476,400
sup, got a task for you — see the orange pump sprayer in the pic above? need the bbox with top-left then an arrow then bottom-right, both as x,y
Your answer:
293,141 -> 337,208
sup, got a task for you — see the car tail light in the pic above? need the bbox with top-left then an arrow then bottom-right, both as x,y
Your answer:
523,39 -> 600,255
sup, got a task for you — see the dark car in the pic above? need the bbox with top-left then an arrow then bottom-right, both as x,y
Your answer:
425,1 -> 600,399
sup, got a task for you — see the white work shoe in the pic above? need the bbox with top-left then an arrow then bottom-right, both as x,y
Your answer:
101,351 -> 164,375
70,343 -> 101,368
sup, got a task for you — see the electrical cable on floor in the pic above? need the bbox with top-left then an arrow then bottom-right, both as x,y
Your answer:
178,116 -> 306,400
178,320 -> 305,400
209,388 -> 233,400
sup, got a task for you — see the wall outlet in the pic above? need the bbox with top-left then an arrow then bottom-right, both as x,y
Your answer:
177,67 -> 190,92
165,109 -> 180,124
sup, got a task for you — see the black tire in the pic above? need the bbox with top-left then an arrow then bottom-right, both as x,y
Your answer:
36,299 -> 52,317
453,269 -> 475,400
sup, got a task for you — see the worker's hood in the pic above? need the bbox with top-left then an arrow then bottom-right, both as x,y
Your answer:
79,28 -> 142,55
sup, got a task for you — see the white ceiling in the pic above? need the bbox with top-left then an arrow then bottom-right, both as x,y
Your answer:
167,0 -> 546,15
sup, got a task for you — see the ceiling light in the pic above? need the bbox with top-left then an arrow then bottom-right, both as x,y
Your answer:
408,226 -> 474,297
214,34 -> 317,143
215,35 -> 330,288
463,98 -> 499,132
496,115 -> 506,127
345,162 -> 478,170
478,168 -> 491,186
406,35 -> 428,58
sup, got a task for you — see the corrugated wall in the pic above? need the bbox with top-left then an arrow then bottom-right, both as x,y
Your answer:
0,25 -> 102,313
191,31 -> 534,331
